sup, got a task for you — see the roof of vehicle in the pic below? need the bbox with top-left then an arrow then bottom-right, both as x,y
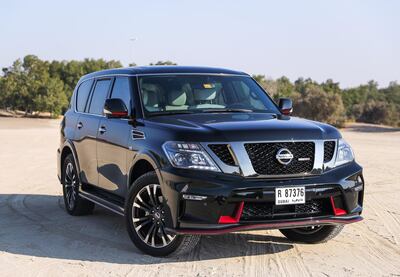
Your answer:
80,66 -> 249,81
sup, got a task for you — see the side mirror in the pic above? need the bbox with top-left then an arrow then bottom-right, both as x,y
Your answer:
278,98 -> 293,116
104,98 -> 128,118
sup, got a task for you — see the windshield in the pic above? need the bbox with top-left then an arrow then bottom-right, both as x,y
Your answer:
138,75 -> 280,116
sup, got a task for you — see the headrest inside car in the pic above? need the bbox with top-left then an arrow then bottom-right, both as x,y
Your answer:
167,90 -> 187,106
193,88 -> 217,101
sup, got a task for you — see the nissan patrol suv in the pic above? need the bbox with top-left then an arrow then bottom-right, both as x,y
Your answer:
57,66 -> 364,256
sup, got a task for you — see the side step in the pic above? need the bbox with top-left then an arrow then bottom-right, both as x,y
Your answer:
79,189 -> 125,216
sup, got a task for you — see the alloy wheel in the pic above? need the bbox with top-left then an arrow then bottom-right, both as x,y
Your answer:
132,184 -> 176,248
64,162 -> 77,210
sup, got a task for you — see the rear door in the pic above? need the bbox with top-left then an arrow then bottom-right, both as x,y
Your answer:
74,78 -> 112,186
97,77 -> 133,196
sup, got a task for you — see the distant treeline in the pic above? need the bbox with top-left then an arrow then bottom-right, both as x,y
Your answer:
0,55 -> 399,127
253,75 -> 400,127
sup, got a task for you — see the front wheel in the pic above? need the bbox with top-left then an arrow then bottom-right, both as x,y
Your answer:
279,225 -> 344,243
125,172 -> 200,257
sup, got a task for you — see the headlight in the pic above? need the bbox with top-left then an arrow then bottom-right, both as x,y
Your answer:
162,142 -> 220,172
334,138 -> 354,167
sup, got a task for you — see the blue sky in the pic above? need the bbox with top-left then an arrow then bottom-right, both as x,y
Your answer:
0,0 -> 398,88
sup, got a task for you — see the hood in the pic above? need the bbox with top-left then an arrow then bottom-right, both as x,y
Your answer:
144,113 -> 341,142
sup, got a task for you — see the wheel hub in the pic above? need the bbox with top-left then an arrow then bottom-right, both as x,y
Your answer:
151,206 -> 165,223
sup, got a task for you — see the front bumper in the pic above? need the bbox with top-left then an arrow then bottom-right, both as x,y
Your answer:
160,161 -> 364,234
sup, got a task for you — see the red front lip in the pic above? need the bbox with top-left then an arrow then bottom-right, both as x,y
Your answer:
173,216 -> 363,235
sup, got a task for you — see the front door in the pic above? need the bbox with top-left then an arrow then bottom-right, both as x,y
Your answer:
97,77 -> 133,196
75,78 -> 112,186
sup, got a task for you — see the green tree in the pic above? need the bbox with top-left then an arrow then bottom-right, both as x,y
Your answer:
1,55 -> 67,117
275,76 -> 294,99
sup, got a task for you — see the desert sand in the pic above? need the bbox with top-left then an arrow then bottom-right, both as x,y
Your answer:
0,117 -> 399,276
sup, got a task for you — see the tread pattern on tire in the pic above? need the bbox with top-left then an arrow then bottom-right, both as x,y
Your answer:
170,233 -> 201,257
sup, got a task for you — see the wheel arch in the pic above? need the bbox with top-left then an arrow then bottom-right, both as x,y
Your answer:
60,141 -> 81,184
128,152 -> 162,189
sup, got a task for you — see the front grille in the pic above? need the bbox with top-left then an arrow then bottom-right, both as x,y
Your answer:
324,141 -> 336,162
208,144 -> 236,166
244,142 -> 314,175
241,200 -> 327,221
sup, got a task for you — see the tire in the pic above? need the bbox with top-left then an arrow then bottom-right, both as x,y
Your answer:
280,225 -> 344,244
125,171 -> 200,257
62,154 -> 95,216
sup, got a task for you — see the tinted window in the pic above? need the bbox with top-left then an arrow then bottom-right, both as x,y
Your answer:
76,80 -> 93,112
88,79 -> 112,115
138,75 -> 279,115
111,77 -> 132,113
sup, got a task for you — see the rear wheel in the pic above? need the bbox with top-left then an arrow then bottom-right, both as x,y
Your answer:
280,225 -> 344,243
125,171 -> 200,256
62,154 -> 94,216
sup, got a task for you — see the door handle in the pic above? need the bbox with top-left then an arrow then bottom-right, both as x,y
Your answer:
77,122 -> 83,129
98,126 -> 107,134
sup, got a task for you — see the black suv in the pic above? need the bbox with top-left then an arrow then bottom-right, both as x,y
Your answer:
57,66 -> 364,256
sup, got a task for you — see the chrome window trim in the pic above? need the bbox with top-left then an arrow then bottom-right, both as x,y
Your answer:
202,139 -> 338,178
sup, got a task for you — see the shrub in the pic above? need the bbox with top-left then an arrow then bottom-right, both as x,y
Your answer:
293,86 -> 346,127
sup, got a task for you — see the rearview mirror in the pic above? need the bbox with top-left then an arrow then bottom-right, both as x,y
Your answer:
104,98 -> 128,118
278,98 -> 293,116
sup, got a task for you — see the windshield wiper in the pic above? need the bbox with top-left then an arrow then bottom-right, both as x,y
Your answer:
200,108 -> 254,113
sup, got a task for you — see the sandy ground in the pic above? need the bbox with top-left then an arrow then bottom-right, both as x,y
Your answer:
0,117 -> 399,277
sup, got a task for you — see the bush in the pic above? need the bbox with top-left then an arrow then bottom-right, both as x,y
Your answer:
293,86 -> 346,127
358,100 -> 399,127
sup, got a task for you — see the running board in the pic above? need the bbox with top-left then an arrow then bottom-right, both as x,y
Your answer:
79,191 -> 125,216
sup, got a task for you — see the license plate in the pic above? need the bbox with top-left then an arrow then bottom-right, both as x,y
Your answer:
275,186 -> 305,205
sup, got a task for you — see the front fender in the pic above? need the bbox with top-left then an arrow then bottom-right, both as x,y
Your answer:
127,150 -> 163,188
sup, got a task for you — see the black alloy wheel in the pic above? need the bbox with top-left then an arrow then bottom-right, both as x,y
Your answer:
126,172 -> 200,256
132,183 -> 176,248
62,154 -> 94,216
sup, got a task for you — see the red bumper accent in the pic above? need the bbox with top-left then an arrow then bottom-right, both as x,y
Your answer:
174,216 -> 363,235
218,201 -> 244,224
330,196 -> 347,216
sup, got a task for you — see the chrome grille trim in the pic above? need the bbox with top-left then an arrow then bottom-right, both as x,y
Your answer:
202,139 -> 338,178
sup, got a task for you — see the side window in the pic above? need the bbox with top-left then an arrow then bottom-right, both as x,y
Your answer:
76,80 -> 94,112
88,79 -> 112,115
110,77 -> 132,113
